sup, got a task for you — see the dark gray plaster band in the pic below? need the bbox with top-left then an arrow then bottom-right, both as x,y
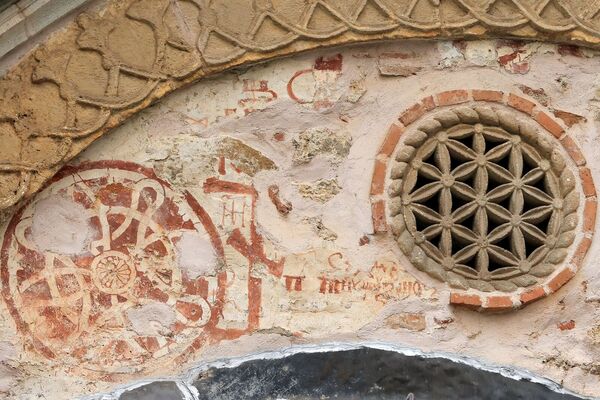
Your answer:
83,343 -> 594,400
191,348 -> 586,400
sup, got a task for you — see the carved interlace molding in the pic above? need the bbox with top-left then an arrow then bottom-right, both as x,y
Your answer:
388,106 -> 579,292
2,0 -> 600,212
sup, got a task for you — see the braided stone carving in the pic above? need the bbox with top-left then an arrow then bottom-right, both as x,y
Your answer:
2,0 -> 600,212
388,106 -> 580,292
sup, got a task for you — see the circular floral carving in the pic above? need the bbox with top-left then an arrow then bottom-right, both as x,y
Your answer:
388,106 -> 580,292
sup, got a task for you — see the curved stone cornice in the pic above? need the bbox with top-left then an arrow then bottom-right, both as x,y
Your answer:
1,0 -> 600,213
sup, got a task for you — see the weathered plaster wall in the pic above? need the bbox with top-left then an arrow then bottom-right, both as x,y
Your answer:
1,39 -> 600,399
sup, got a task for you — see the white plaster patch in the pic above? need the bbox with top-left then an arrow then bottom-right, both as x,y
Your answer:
127,302 -> 177,336
175,231 -> 217,279
0,339 -> 17,393
436,41 -> 464,68
31,194 -> 93,255
464,41 -> 497,66
0,364 -> 17,394
0,341 -> 16,363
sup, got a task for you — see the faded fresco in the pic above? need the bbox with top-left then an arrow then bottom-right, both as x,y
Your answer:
0,38 -> 600,399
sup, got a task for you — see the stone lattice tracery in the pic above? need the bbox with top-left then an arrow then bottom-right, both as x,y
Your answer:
389,106 -> 580,292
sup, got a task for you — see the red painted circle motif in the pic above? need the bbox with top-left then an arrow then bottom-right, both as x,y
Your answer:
0,161 -> 225,376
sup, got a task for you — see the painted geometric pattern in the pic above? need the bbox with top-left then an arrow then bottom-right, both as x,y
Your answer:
389,106 -> 579,292
401,123 -> 560,276
0,161 -> 223,376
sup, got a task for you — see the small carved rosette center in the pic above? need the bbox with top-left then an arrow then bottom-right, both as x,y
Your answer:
388,106 -> 580,292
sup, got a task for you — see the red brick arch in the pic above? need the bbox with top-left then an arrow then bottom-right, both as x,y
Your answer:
369,89 -> 596,311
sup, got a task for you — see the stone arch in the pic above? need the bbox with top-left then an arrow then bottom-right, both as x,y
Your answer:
3,0 -> 600,214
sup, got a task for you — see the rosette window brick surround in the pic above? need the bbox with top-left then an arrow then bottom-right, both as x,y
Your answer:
388,106 -> 581,294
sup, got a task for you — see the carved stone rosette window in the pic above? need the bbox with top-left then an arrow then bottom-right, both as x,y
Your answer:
388,106 -> 580,293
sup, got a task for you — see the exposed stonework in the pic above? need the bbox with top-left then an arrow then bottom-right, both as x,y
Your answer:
292,127 -> 352,166
0,0 -> 95,61
4,0 -> 600,213
297,179 -> 341,203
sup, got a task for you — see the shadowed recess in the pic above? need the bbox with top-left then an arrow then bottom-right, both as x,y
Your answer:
187,348 -> 584,400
